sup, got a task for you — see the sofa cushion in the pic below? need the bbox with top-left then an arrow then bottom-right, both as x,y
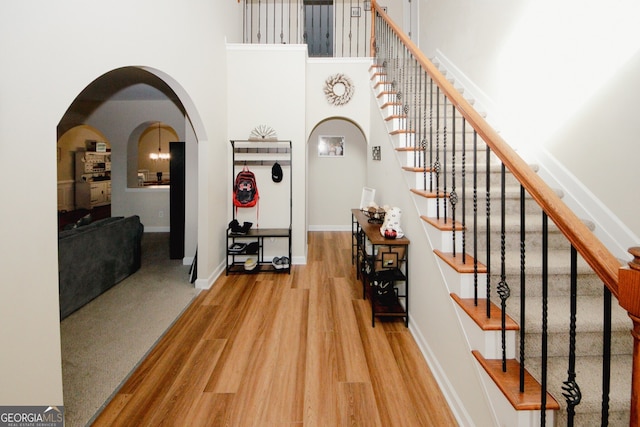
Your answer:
58,215 -> 143,319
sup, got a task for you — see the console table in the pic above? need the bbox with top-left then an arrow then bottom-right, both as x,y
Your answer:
351,209 -> 410,327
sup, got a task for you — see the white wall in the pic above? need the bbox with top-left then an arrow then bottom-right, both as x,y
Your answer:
418,0 -> 640,253
0,0 -> 241,406
88,99 -> 184,230
308,119 -> 367,230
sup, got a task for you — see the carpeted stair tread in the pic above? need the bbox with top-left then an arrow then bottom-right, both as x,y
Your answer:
503,295 -> 632,334
525,354 -> 631,426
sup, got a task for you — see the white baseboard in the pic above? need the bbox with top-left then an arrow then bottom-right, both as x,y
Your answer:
409,320 -> 476,427
195,261 -> 225,290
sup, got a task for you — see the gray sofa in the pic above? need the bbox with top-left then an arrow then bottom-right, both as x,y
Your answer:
58,215 -> 144,319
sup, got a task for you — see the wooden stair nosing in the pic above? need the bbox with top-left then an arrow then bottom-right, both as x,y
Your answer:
472,350 -> 560,411
396,146 -> 423,152
368,64 -> 384,72
390,129 -> 415,135
402,166 -> 434,173
410,188 -> 449,199
380,101 -> 402,109
420,215 -> 463,232
373,80 -> 391,89
385,114 -> 407,121
450,294 -> 519,331
377,90 -> 397,99
434,249 -> 487,274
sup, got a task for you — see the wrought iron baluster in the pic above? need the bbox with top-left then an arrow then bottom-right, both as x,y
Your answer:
428,78 -> 434,193
435,86 -> 441,220
419,71 -> 426,180
562,245 -> 582,426
257,0 -> 262,42
497,163 -> 510,371
450,107 -> 457,258
443,97 -> 448,224
473,131 -> 479,305
274,3 -> 284,44
541,212 -> 549,427
519,185 -> 526,392
461,119 -> 466,263
602,284 -> 612,425
485,144 -> 491,319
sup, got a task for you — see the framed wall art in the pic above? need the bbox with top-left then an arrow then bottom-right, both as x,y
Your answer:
318,135 -> 345,157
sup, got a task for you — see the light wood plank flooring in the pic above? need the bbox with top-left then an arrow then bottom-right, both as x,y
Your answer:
92,231 -> 458,426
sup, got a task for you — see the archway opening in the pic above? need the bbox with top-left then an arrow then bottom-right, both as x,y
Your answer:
307,117 -> 367,231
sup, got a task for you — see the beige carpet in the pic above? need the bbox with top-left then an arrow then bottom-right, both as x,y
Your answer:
60,232 -> 200,427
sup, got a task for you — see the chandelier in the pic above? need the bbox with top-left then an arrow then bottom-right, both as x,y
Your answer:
149,122 -> 170,161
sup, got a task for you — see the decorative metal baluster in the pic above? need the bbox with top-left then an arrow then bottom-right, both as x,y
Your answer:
413,55 -> 419,167
325,2 -> 331,55
497,163 -> 510,371
562,245 -> 582,426
461,119 -> 466,263
442,97 -> 448,225
434,86 -> 441,220
279,0 -> 284,43
541,212 -> 549,427
428,78 -> 434,193
348,0 -> 353,56
485,144 -> 491,319
421,71 -> 428,189
450,106 -> 457,258
473,131 -> 479,305
403,46 -> 409,134
602,284 -> 612,425
271,0 -> 275,43
257,0 -> 262,43
519,185 -> 526,392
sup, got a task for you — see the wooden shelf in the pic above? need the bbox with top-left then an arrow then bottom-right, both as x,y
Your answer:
352,209 -> 409,327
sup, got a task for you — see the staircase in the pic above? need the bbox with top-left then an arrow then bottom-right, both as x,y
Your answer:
369,62 -> 632,425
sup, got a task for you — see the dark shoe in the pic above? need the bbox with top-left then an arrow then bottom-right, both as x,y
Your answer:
240,221 -> 253,234
245,242 -> 259,254
228,219 -> 243,234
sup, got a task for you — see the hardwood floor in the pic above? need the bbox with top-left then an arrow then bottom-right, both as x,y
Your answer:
92,231 -> 457,426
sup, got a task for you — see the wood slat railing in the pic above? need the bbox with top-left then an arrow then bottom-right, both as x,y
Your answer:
369,0 -> 640,424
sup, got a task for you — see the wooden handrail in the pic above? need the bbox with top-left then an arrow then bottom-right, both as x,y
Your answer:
370,1 -> 621,297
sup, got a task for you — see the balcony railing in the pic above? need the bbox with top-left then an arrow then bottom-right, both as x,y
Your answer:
242,0 -> 373,57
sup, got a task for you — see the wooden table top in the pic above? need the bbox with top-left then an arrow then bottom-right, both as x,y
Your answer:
352,208 -> 410,246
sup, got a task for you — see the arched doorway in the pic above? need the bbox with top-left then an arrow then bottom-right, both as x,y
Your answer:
57,66 -> 202,264
307,117 -> 367,231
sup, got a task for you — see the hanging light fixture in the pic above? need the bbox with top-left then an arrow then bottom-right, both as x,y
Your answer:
149,122 -> 171,161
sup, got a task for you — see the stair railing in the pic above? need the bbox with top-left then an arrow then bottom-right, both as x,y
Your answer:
370,1 -> 640,425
